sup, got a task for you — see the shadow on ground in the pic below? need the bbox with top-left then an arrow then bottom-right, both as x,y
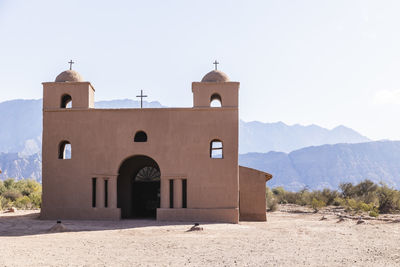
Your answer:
0,211 -> 210,237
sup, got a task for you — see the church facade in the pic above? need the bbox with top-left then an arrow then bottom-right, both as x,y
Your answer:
41,66 -> 272,223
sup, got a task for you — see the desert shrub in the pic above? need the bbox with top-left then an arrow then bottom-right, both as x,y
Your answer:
272,187 -> 285,202
340,198 -> 377,213
333,197 -> 344,206
362,193 -> 380,207
16,179 -> 41,196
15,196 -> 31,209
0,195 -> 12,210
294,189 -> 312,206
3,189 -> 23,201
343,198 -> 372,212
268,200 -> 278,212
0,181 -> 5,195
376,184 -> 400,213
355,180 -> 379,205
272,187 -> 285,195
3,178 -> 16,190
344,198 -> 358,211
311,198 -> 326,211
338,180 -> 398,213
271,180 -> 400,215
272,187 -> 288,204
266,187 -> 278,211
311,189 -> 338,206
283,191 -> 298,204
369,210 -> 379,217
339,182 -> 356,198
1,197 -> 8,210
326,189 -> 340,205
340,180 -> 377,198
0,196 -> 5,210
29,191 -> 42,208
358,202 -> 373,212
271,187 -> 307,205
355,180 -> 378,196
0,178 -> 42,209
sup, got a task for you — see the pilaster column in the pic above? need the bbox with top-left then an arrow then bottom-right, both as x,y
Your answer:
160,178 -> 169,208
173,179 -> 182,208
109,176 -> 117,209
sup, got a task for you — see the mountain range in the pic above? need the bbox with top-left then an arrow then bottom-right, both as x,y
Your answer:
0,152 -> 41,181
239,141 -> 400,191
239,120 -> 370,153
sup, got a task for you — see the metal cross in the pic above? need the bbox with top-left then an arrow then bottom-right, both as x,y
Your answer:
213,60 -> 219,70
136,90 -> 148,108
68,60 -> 74,70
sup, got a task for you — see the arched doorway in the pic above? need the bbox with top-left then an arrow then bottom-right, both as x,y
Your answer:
117,155 -> 160,219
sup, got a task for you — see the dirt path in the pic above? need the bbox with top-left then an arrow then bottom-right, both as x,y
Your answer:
0,208 -> 399,266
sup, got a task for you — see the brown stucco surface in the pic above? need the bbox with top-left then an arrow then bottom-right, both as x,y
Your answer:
201,70 -> 230,82
54,70 -> 84,82
41,69 -> 271,223
239,166 -> 272,221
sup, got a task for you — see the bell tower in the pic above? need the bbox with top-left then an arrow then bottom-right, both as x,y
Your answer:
192,67 -> 239,108
42,67 -> 95,110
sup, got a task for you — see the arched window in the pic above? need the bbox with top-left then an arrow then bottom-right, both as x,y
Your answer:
210,93 -> 222,107
135,166 -> 160,182
61,94 -> 72,109
134,131 -> 147,142
210,139 -> 223,158
58,141 -> 71,159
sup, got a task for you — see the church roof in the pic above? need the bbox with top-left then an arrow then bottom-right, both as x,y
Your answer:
55,70 -> 84,82
201,70 -> 230,82
239,165 -> 273,182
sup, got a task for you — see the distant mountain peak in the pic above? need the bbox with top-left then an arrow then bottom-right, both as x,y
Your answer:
239,120 -> 370,153
332,124 -> 347,129
95,98 -> 165,108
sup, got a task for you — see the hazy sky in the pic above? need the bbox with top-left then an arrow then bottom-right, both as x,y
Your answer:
1,0 -> 400,140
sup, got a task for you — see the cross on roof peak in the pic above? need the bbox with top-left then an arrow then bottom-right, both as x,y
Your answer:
68,60 -> 75,70
213,60 -> 219,70
136,90 -> 148,109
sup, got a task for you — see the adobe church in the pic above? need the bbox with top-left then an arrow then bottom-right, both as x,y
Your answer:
41,63 -> 272,223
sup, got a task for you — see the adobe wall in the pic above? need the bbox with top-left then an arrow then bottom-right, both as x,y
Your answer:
239,166 -> 268,221
43,82 -> 95,109
41,107 -> 239,222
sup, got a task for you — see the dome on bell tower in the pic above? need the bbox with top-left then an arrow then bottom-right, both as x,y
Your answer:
201,70 -> 230,82
55,70 -> 84,82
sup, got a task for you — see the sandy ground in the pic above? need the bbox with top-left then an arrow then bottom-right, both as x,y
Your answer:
0,206 -> 400,267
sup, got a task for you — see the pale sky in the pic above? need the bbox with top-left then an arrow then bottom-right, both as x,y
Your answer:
1,0 -> 400,140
